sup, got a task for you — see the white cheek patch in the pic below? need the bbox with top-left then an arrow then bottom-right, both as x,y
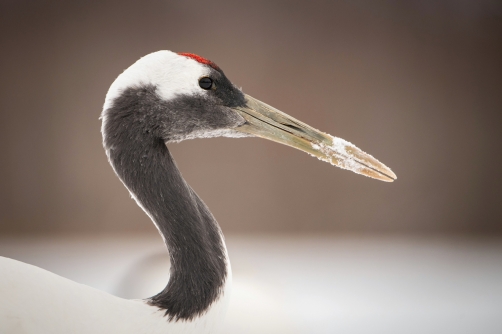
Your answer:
103,50 -> 210,111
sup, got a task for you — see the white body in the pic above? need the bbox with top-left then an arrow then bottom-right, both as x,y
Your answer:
0,256 -> 231,334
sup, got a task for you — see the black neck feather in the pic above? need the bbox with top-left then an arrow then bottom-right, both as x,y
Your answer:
102,87 -> 227,321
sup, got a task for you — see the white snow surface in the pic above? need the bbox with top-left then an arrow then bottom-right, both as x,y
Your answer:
2,234 -> 501,334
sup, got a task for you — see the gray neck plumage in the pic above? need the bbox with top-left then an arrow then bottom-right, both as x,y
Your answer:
102,86 -> 228,321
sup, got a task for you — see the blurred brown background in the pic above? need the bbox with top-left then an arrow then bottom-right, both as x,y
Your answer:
1,0 -> 501,235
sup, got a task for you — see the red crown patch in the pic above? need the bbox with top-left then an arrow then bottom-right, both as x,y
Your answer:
178,53 -> 220,70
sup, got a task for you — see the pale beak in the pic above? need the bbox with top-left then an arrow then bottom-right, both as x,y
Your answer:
232,94 -> 396,182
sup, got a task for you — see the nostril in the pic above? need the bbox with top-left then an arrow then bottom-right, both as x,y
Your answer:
282,123 -> 304,133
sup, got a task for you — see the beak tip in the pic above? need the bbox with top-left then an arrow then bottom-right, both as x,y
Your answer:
384,168 -> 397,182
366,169 -> 397,182
378,167 -> 397,182
385,175 -> 397,182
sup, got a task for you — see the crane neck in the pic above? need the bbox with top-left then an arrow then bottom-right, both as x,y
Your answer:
102,86 -> 229,321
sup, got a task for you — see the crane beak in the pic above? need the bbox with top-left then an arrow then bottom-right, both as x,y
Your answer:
232,94 -> 396,182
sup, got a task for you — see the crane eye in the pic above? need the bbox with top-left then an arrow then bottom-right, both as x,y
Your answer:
199,77 -> 213,90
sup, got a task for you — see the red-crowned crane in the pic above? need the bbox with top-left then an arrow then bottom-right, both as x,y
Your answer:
0,51 -> 396,334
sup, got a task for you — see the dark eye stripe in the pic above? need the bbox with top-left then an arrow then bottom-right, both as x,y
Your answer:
199,77 -> 213,90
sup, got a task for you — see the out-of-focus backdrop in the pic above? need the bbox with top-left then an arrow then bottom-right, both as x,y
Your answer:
1,1 -> 501,333
1,0 -> 501,234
